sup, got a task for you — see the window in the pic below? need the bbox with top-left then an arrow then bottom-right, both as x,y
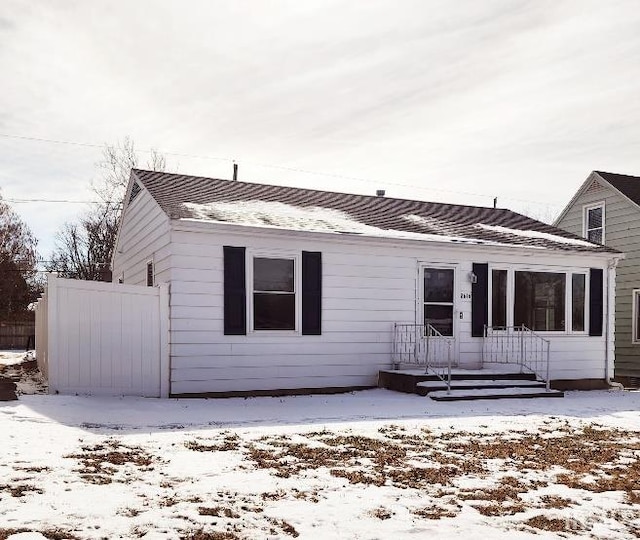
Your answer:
423,268 -> 454,336
514,271 -> 565,331
129,182 -> 141,204
633,290 -> 640,343
571,274 -> 586,332
584,203 -> 604,244
491,269 -> 507,327
253,257 -> 296,330
146,261 -> 154,287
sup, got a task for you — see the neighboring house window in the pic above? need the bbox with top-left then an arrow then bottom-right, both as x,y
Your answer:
252,256 -> 296,330
491,269 -> 508,327
514,271 -> 566,331
633,290 -> 640,343
583,203 -> 604,244
129,182 -> 141,204
146,261 -> 154,287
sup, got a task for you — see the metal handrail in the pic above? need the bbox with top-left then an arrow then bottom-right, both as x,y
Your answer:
482,325 -> 551,391
392,323 -> 454,393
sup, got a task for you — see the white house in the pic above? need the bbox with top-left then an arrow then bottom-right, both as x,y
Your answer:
103,169 -> 619,397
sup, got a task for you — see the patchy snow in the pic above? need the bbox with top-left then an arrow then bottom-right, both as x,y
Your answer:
1,389 -> 640,538
181,201 -> 522,248
476,224 -> 597,247
183,201 -> 383,235
0,351 -> 46,396
0,350 -> 32,367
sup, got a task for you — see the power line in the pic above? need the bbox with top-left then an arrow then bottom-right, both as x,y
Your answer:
0,131 -> 564,209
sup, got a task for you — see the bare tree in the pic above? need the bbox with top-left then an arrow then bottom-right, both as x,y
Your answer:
48,138 -> 168,280
0,192 -> 39,318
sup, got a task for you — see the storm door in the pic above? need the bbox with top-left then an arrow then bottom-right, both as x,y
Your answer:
423,267 -> 455,336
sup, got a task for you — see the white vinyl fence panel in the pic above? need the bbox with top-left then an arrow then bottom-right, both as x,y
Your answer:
36,275 -> 169,397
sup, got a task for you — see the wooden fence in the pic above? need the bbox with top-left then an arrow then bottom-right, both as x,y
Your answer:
0,321 -> 35,350
35,275 -> 169,397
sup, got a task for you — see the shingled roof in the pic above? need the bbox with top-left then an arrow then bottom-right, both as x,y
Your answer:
595,171 -> 640,205
132,169 -> 613,253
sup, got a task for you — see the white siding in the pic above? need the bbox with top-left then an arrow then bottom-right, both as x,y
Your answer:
112,187 -> 171,286
556,173 -> 640,377
167,222 -> 613,394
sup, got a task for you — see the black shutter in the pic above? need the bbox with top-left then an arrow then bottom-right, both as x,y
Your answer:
302,251 -> 322,335
589,268 -> 603,337
471,263 -> 489,337
223,246 -> 246,335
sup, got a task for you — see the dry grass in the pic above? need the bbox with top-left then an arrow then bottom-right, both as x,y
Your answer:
0,483 -> 43,497
539,495 -> 575,509
0,528 -> 82,540
413,505 -> 459,519
180,531 -> 239,540
65,439 -> 156,484
198,506 -> 240,518
525,515 -> 585,533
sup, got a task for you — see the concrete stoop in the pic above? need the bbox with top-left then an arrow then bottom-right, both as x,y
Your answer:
378,368 -> 563,401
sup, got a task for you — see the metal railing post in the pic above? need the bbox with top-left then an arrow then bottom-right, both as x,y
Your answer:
519,324 -> 525,373
424,325 -> 430,375
447,341 -> 452,394
545,340 -> 551,391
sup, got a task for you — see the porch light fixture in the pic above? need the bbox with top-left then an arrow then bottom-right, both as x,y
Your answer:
468,272 -> 478,284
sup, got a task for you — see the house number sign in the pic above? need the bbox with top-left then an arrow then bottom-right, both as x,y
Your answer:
460,292 -> 472,300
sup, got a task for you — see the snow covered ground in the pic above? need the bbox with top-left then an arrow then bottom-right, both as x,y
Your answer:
0,350 -> 33,367
1,381 -> 640,538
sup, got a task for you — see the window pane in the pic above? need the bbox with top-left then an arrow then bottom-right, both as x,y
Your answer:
587,229 -> 603,244
492,270 -> 507,327
514,272 -> 565,331
254,258 -> 294,292
588,207 -> 603,229
254,293 -> 295,330
424,304 -> 453,336
572,274 -> 585,332
424,268 -> 454,303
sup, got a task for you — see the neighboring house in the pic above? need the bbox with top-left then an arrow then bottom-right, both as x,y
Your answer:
555,170 -> 640,382
105,169 -> 618,396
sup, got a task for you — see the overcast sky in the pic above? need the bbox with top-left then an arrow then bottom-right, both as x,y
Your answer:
2,0 -> 640,258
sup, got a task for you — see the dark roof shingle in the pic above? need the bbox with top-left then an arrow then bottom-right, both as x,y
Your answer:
133,169 -> 614,253
595,171 -> 640,205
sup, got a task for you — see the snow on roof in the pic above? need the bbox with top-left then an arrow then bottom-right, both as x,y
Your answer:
134,169 -> 616,253
476,224 -> 598,248
182,201 -> 506,246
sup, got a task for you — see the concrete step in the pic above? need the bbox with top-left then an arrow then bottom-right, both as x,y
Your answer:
429,387 -> 564,401
378,368 -> 538,395
416,378 -> 545,396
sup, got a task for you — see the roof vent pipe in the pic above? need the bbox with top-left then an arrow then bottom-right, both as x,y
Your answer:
233,162 -> 238,181
376,189 -> 385,197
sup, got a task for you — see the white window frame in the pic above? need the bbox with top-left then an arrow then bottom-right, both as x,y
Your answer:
570,272 -> 588,334
632,289 -> 640,344
418,263 -> 458,338
488,265 -> 589,335
583,202 -> 605,244
488,268 -> 512,328
247,250 -> 301,335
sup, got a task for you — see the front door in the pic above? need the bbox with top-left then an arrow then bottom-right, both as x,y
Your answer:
423,267 -> 455,337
